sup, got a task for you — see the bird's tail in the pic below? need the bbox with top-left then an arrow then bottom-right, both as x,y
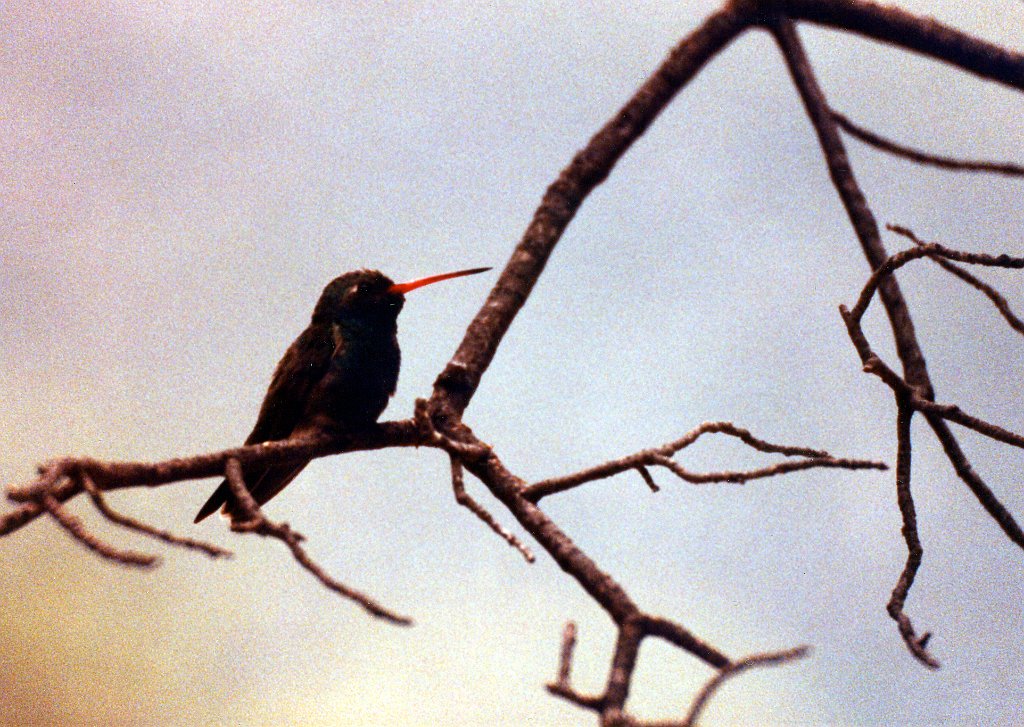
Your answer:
193,460 -> 309,523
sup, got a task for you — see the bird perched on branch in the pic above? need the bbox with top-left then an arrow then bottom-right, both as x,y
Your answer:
194,266 -> 490,523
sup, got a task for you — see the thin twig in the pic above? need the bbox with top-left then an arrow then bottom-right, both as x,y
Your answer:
546,622 -> 606,712
840,288 -> 1024,551
81,473 -> 231,559
524,422 -> 886,502
834,111 -> 1024,176
635,465 -> 660,493
682,646 -> 810,727
846,243 -> 1024,324
887,400 -> 940,668
888,225 -> 1024,335
654,453 -> 885,484
925,414 -> 1024,551
771,14 -> 934,392
544,614 -> 806,726
804,0 -> 1024,577
450,457 -> 534,563
772,14 -> 948,675
556,621 -> 577,685
641,615 -> 731,670
223,458 -> 413,625
42,494 -> 158,568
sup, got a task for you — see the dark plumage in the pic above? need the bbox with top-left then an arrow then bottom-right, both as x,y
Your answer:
194,266 -> 489,524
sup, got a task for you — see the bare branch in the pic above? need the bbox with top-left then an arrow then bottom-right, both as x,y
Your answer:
222,457 -> 263,520
81,473 -> 231,559
223,458 -> 413,626
772,15 -> 996,673
774,0 -> 1024,90
925,415 -> 1024,551
450,457 -> 534,563
833,111 -> 1024,176
546,622 -> 606,712
640,615 -> 730,670
9,422 -> 421,502
845,242 -> 1024,324
545,682 -> 605,714
547,615 -> 806,726
593,618 -> 638,724
6,3 -> 1023,722
42,493 -> 159,568
682,646 -> 810,727
635,466 -> 660,493
837,232 -> 1024,466
603,617 -> 645,718
887,401 -> 940,668
414,398 -> 492,461
861,355 -> 1024,453
4,421 -> 423,536
888,225 -> 1024,335
840,297 -> 1024,552
555,621 -> 578,685
524,422 -> 886,502
772,16 -> 932,393
654,453 -> 885,484
0,500 -> 48,536
430,5 -> 752,417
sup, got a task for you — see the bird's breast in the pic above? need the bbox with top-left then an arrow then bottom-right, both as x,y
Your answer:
312,330 -> 400,428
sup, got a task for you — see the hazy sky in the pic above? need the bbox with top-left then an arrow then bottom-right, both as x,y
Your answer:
2,2 -> 1023,725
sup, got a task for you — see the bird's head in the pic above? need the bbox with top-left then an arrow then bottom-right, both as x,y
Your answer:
312,267 -> 491,330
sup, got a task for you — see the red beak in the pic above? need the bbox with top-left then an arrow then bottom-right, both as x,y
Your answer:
387,267 -> 491,295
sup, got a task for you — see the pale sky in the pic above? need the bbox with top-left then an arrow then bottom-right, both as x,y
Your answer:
2,2 -> 1023,725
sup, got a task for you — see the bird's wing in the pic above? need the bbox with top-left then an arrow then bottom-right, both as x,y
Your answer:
243,324 -> 335,445
193,325 -> 333,523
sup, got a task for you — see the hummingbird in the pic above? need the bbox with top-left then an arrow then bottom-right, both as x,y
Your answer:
193,266 -> 490,524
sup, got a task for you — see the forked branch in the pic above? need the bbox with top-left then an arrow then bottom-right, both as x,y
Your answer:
771,12 -> 1023,670
524,421 -> 886,503
839,230 -> 1024,552
888,224 -> 1024,334
547,620 -> 808,726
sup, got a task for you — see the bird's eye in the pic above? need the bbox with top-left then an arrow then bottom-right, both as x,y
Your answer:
346,284 -> 360,298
